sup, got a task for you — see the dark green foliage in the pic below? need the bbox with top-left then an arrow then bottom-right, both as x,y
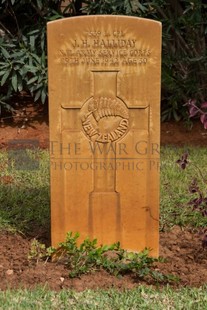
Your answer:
0,0 -> 206,123
0,35 -> 47,108
82,0 -> 143,15
0,0 -> 72,111
157,1 -> 207,121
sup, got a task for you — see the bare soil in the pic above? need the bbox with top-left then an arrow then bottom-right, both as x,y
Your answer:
0,99 -> 207,291
0,227 -> 206,291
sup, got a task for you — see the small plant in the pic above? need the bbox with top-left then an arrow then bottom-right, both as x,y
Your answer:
176,152 -> 207,246
188,178 -> 207,218
176,152 -> 189,170
185,99 -> 207,129
50,232 -> 120,278
28,239 -> 54,263
31,231 -> 176,283
28,239 -> 48,263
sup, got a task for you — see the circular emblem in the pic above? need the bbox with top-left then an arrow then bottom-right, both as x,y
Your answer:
80,97 -> 129,143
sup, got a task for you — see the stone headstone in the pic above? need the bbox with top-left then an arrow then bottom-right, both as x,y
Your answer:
47,15 -> 161,256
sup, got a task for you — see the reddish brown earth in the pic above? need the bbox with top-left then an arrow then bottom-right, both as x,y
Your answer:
0,227 -> 206,291
0,100 -> 207,291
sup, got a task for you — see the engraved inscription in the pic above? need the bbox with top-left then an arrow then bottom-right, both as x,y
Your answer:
73,39 -> 136,49
58,30 -> 151,67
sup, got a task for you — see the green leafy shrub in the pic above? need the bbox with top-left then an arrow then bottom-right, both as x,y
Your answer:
29,231 -> 177,283
0,35 -> 47,107
0,0 -> 71,111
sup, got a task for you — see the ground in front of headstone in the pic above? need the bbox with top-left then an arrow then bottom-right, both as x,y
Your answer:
0,101 -> 207,290
0,226 -> 206,291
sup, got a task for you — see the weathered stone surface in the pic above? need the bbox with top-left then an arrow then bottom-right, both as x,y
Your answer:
47,15 -> 161,256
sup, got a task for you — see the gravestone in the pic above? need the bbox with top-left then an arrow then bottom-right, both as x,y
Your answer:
47,15 -> 161,256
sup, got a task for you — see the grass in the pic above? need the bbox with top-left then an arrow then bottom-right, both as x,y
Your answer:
160,145 -> 207,230
0,286 -> 207,309
0,149 -> 50,233
0,145 -> 207,308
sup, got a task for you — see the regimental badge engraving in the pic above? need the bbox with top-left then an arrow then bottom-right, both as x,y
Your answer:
80,71 -> 129,143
